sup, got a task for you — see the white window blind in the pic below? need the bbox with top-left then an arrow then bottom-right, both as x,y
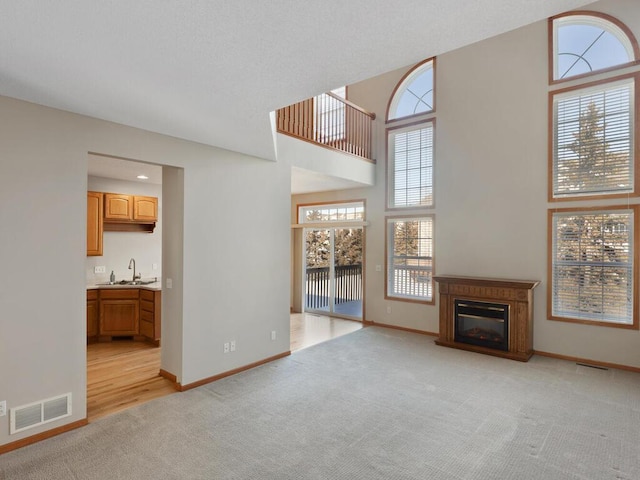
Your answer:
553,79 -> 634,197
551,209 -> 634,325
387,216 -> 433,301
389,123 -> 434,208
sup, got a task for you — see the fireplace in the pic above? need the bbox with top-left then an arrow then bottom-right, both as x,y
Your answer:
454,299 -> 508,351
434,276 -> 539,361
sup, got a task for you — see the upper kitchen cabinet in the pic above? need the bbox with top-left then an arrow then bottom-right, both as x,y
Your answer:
87,191 -> 103,256
103,193 -> 158,232
133,196 -> 158,222
104,193 -> 134,220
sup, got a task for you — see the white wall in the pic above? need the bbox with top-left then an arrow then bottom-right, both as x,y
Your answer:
278,133 -> 376,189
86,175 -> 162,283
293,0 -> 640,368
0,96 -> 290,447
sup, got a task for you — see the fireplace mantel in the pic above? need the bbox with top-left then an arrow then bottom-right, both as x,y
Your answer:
433,275 -> 539,361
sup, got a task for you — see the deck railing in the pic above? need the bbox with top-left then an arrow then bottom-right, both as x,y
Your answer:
277,92 -> 376,161
305,264 -> 363,310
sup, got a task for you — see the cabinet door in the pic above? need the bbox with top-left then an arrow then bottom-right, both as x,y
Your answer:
87,290 -> 99,337
139,289 -> 161,342
87,300 -> 98,337
134,196 -> 158,222
87,192 -> 103,256
104,194 -> 133,220
100,299 -> 139,335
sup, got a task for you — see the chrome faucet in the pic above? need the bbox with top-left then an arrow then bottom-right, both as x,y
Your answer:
128,258 -> 140,282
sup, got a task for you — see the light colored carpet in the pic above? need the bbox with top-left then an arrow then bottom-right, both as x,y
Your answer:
2,327 -> 639,479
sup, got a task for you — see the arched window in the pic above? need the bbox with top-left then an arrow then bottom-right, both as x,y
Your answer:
385,58 -> 437,304
387,58 -> 435,121
548,11 -> 640,329
551,12 -> 639,82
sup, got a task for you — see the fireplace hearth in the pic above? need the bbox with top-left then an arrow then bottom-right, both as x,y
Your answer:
434,276 -> 539,361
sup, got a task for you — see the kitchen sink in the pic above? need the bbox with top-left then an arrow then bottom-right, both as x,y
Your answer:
97,279 -> 158,286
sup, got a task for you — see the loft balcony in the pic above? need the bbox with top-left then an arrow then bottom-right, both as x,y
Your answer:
275,91 -> 377,194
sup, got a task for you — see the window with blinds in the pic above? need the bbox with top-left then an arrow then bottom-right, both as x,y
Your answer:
316,87 -> 346,144
547,12 -> 639,330
386,216 -> 434,302
388,122 -> 434,208
550,207 -> 636,326
552,77 -> 634,198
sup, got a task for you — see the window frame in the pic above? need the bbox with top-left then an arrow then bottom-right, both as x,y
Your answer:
386,119 -> 436,210
548,72 -> 640,202
548,11 -> 640,86
297,200 -> 365,224
547,204 -> 639,329
386,57 -> 436,124
385,214 -> 435,305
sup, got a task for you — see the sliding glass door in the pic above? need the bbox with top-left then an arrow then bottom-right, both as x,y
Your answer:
304,227 -> 363,319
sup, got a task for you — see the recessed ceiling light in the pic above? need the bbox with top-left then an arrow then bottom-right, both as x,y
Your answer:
137,175 -> 149,180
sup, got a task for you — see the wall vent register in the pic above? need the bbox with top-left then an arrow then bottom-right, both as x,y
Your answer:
9,393 -> 72,434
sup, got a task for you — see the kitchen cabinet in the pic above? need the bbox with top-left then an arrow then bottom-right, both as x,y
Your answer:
87,289 -> 99,340
99,289 -> 139,337
133,196 -> 158,222
102,193 -> 158,232
104,193 -> 133,221
104,193 -> 157,222
87,288 -> 161,344
87,192 -> 103,256
139,289 -> 161,345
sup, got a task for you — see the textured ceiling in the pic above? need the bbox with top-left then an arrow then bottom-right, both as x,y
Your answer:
0,0 -> 593,161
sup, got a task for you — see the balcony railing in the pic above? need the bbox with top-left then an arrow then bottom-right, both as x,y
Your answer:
305,264 -> 363,310
277,92 -> 376,161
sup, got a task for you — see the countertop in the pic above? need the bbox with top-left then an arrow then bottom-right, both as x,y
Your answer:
87,280 -> 162,291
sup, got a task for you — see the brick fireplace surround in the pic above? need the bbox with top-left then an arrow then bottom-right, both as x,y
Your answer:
433,275 -> 540,361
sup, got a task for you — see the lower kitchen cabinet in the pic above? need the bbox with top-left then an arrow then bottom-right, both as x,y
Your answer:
87,289 -> 99,340
100,289 -> 139,336
139,289 -> 161,345
87,288 -> 160,344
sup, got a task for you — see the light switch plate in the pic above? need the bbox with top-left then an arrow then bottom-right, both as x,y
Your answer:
0,400 -> 6,417
94,266 -> 106,274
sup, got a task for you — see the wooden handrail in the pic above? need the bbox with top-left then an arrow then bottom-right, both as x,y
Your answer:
276,91 -> 376,161
325,92 -> 376,119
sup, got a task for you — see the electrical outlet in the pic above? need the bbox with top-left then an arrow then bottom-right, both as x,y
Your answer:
230,340 -> 236,352
152,263 -> 158,270
94,266 -> 106,274
223,342 -> 230,353
166,278 -> 173,289
0,400 -> 6,417
375,265 -> 382,272
271,330 -> 276,341
386,306 -> 392,314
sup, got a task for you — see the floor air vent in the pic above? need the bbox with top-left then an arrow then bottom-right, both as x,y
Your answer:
10,393 -> 72,434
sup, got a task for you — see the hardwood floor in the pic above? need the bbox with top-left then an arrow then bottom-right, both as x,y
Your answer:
87,314 -> 362,420
290,312 -> 363,352
86,341 -> 176,421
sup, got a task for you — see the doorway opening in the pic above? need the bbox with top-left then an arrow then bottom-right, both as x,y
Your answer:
86,153 -> 179,421
304,227 -> 363,319
298,201 -> 365,322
